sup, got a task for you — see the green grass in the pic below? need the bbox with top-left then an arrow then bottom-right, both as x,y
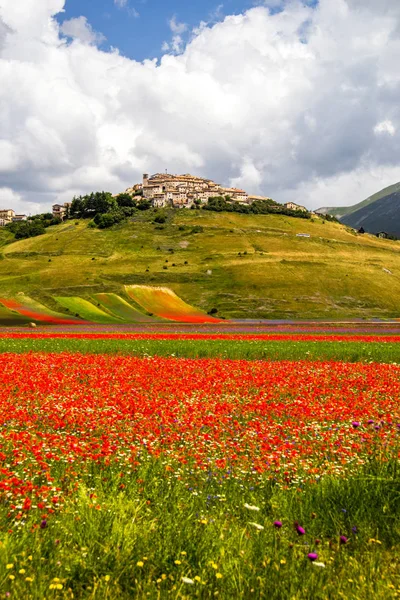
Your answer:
54,297 -> 123,324
0,458 -> 398,599
0,305 -> 29,325
1,211 -> 400,319
92,293 -> 156,322
2,338 -> 400,362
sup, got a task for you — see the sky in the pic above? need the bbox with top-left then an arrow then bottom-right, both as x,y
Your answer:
1,0 -> 400,215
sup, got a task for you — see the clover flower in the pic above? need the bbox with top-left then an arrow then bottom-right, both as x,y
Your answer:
249,522 -> 264,530
244,503 -> 260,511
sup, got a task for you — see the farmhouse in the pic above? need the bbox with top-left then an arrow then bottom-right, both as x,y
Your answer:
0,209 -> 15,222
52,202 -> 71,220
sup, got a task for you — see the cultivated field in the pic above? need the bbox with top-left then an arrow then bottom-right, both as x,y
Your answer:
0,331 -> 399,599
2,210 -> 400,319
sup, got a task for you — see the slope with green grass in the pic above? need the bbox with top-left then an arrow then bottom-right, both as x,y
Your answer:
2,210 -> 400,319
0,303 -> 30,325
92,293 -> 157,322
0,295 -> 83,325
54,297 -> 123,324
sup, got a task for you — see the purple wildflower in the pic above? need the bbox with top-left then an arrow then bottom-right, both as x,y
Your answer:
295,524 -> 306,535
40,519 -> 47,529
273,521 -> 282,528
352,421 -> 360,428
340,535 -> 348,544
352,526 -> 357,534
307,553 -> 318,561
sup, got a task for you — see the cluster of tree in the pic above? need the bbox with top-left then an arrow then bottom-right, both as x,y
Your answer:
70,191 -> 150,228
6,213 -> 62,240
321,213 -> 339,223
202,196 -> 311,219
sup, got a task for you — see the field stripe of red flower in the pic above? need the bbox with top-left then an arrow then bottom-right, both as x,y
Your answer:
0,353 -> 399,518
1,333 -> 400,342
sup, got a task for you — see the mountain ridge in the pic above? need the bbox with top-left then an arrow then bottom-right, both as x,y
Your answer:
316,182 -> 400,236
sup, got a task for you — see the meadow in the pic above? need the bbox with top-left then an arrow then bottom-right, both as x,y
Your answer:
0,334 -> 399,599
1,334 -> 400,362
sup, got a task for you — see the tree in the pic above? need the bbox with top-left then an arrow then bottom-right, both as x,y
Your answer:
137,199 -> 152,211
11,220 -> 46,239
116,193 -> 136,208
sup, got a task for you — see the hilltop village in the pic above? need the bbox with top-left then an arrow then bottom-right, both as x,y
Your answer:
124,173 -> 308,211
0,173 -> 310,234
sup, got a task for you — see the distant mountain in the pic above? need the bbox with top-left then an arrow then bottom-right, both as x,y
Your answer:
316,182 -> 400,236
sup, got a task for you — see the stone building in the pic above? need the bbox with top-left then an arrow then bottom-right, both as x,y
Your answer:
284,202 -> 308,212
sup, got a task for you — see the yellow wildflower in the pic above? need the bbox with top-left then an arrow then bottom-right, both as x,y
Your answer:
136,561 -> 144,567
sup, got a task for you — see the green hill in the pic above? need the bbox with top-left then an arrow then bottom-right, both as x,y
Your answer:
317,182 -> 400,220
1,209 -> 400,319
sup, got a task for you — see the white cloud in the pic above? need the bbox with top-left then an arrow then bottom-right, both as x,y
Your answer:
0,187 -> 39,215
374,120 -> 396,136
114,0 -> 139,18
60,16 -> 105,45
1,0 -> 400,213
162,16 -> 188,53
169,16 -> 188,35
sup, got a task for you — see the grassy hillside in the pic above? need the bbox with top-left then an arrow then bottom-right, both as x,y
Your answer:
1,210 -> 400,319
318,182 -> 400,219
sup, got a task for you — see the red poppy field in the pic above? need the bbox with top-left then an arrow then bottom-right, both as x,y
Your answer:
0,346 -> 399,599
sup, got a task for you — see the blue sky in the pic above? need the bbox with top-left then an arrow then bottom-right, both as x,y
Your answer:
56,0 -> 260,61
